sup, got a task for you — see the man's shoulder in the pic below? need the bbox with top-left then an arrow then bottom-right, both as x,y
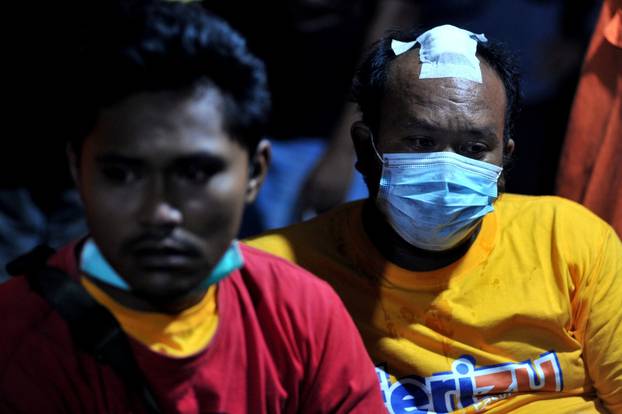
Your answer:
0,277 -> 68,374
495,194 -> 616,257
232,243 -> 385,413
497,193 -> 611,228
498,192 -> 594,211
229,243 -> 351,337
237,243 -> 336,299
0,276 -> 50,323
244,200 -> 363,260
0,243 -> 79,325
0,243 -> 80,366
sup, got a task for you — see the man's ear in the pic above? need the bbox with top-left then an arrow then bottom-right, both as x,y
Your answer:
351,121 -> 382,197
504,138 -> 515,158
245,139 -> 271,203
351,121 -> 379,177
499,138 -> 515,192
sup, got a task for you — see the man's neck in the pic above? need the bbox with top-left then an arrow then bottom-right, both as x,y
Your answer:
361,200 -> 479,272
75,240 -> 209,314
86,277 -> 208,315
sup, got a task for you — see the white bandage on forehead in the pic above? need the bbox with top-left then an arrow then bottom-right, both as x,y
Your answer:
391,24 -> 488,83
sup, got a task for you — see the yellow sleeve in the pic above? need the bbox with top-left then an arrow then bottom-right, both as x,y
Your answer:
243,233 -> 298,263
579,226 -> 622,412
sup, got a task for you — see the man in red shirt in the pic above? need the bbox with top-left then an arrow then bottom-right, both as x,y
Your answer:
0,1 -> 384,413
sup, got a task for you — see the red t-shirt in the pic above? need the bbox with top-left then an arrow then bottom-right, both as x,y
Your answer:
0,243 -> 384,413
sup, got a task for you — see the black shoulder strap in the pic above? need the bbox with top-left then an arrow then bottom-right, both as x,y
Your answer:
6,245 -> 161,414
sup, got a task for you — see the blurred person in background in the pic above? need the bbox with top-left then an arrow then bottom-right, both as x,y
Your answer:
1,1 -> 89,282
556,0 -> 621,236
202,0 -> 419,236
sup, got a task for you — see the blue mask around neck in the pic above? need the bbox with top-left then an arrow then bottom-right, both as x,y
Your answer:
376,151 -> 502,251
80,239 -> 244,291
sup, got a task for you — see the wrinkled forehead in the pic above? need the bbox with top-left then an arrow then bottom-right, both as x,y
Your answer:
383,50 -> 507,117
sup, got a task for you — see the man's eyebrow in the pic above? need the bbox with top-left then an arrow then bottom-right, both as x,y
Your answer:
171,153 -> 226,168
402,119 -> 499,141
95,154 -> 144,166
402,118 -> 441,131
465,127 -> 499,142
95,152 -> 227,168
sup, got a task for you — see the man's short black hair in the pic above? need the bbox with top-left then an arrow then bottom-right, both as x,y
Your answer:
351,27 -> 522,145
70,0 -> 270,154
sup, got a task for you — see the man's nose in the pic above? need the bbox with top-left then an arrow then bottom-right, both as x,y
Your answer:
138,184 -> 183,228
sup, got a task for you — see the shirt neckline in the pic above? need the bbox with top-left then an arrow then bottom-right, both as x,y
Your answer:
343,199 -> 499,290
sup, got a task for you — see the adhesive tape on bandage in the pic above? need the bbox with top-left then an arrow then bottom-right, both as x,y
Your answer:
391,24 -> 488,83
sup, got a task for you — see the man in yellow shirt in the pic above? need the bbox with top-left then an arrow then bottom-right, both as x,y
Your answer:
246,24 -> 622,413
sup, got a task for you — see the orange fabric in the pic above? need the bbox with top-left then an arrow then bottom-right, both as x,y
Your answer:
604,7 -> 622,47
556,0 -> 622,236
81,277 -> 218,357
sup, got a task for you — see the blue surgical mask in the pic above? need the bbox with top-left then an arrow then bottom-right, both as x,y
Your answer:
80,238 -> 244,291
376,151 -> 502,251
198,241 -> 244,288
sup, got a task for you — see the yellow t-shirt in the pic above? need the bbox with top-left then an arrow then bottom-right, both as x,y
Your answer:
245,194 -> 622,413
81,278 -> 218,358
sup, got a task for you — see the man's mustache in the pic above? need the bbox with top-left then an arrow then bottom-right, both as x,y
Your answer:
123,231 -> 202,257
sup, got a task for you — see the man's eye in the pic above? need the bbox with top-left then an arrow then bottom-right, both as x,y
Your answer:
101,166 -> 138,184
407,137 -> 436,150
460,142 -> 489,156
176,164 -> 214,184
